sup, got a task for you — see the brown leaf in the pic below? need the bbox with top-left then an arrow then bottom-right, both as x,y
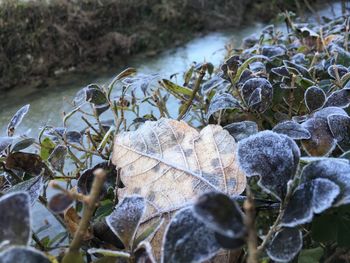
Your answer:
5,152 -> 52,177
112,118 -> 246,220
64,207 -> 93,241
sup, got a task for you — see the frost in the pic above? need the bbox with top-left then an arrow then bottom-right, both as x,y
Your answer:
224,121 -> 258,141
304,86 -> 326,112
328,114 -> 350,152
282,178 -> 340,227
162,207 -> 220,263
273,120 -> 311,140
134,241 -> 156,263
6,176 -> 43,205
237,131 -> 300,200
241,77 -> 273,113
201,75 -> 229,94
106,195 -> 146,248
193,192 -> 245,238
324,89 -> 350,108
300,159 -> 350,206
327,64 -> 348,79
283,60 -> 312,79
206,93 -> 240,120
261,45 -> 286,58
7,104 -> 30,135
48,145 -> 67,171
0,246 -> 50,263
0,192 -> 31,246
271,66 -> 290,78
313,107 -> 348,119
266,228 -> 302,262
0,137 -> 13,154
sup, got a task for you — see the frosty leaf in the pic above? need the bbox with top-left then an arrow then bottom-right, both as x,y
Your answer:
112,118 -> 246,219
65,131 -> 82,144
237,131 -> 300,200
324,89 -> 350,108
7,104 -> 30,136
74,84 -> 107,106
162,207 -> 220,263
134,217 -> 164,247
328,114 -> 350,151
261,45 -> 286,58
283,60 -> 312,79
327,64 -> 348,79
241,77 -> 273,113
271,66 -> 290,78
207,93 -> 240,119
266,228 -> 302,262
10,137 -> 35,152
0,192 -> 31,246
48,193 -> 73,213
48,145 -> 67,172
6,176 -> 43,205
134,242 -> 156,263
304,86 -> 326,112
193,192 -> 245,238
0,247 -> 50,263
281,178 -> 339,227
201,75 -> 229,94
106,195 -> 146,249
273,120 -> 311,140
224,121 -> 258,141
0,137 -> 13,154
300,159 -> 350,206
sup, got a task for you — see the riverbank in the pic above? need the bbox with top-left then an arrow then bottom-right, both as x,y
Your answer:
0,0 -> 330,91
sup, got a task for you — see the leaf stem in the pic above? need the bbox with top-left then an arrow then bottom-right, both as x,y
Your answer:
244,185 -> 258,263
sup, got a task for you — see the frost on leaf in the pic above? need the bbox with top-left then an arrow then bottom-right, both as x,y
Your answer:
0,247 -> 50,263
206,93 -> 240,120
193,192 -> 245,239
48,145 -> 67,172
328,114 -> 350,152
241,78 -> 273,113
300,159 -> 350,206
324,89 -> 350,108
112,118 -> 246,220
7,104 -> 30,136
0,192 -> 31,246
6,176 -> 43,205
0,137 -> 13,154
266,227 -> 302,262
304,86 -> 326,112
282,178 -> 339,227
224,121 -> 258,141
300,107 -> 348,156
327,64 -> 348,79
273,120 -> 311,140
162,207 -> 220,263
237,131 -> 300,200
134,241 -> 156,263
106,195 -> 146,248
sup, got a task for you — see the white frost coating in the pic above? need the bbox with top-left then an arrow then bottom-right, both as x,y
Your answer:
6,176 -> 43,205
304,85 -> 326,112
273,120 -> 311,140
0,246 -> 51,263
237,130 -> 300,200
324,89 -> 350,108
106,195 -> 146,248
161,207 -> 220,263
206,93 -> 240,120
267,228 -> 302,262
7,104 -> 30,132
327,114 -> 350,152
0,192 -> 31,247
281,178 -> 340,227
87,248 -> 131,258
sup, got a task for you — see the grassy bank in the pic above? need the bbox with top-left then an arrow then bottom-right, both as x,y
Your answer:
0,0 -> 322,91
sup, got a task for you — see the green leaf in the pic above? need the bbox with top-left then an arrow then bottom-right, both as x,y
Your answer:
298,247 -> 323,263
87,248 -> 130,258
40,137 -> 56,160
160,79 -> 193,99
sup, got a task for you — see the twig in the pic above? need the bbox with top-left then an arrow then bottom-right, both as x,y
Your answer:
67,168 -> 107,253
244,185 -> 258,263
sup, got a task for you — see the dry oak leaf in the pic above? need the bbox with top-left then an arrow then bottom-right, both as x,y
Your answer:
112,118 -> 246,220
